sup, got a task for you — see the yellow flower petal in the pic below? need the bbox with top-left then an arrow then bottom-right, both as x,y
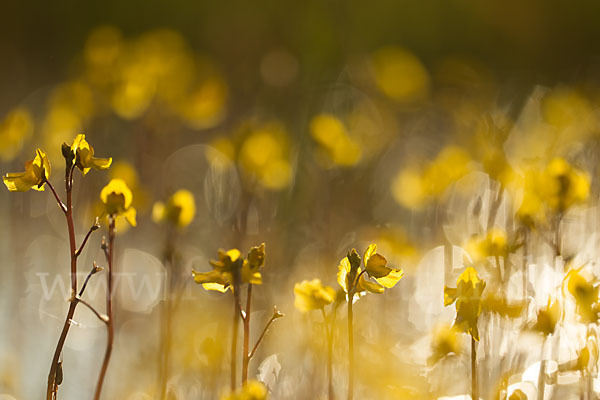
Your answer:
358,274 -> 384,294
374,268 -> 404,288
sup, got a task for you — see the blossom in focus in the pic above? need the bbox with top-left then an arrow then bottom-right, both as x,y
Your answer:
100,178 -> 137,226
444,267 -> 486,340
192,244 -> 266,293
294,279 -> 336,312
337,244 -> 404,301
3,149 -> 51,192
152,189 -> 196,228
68,134 -> 112,174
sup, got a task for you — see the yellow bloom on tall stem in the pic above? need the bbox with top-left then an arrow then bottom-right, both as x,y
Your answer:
100,178 -> 136,226
68,134 -> 112,174
3,148 -> 51,192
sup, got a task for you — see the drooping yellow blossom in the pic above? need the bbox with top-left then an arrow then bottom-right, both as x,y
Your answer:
532,297 -> 561,336
294,279 -> 336,312
0,107 -> 34,162
444,267 -> 486,340
3,149 -> 51,192
192,244 -> 266,293
152,189 -> 196,228
100,178 -> 137,226
564,267 -> 599,323
221,380 -> 268,400
428,324 -> 462,365
337,245 -> 403,301
68,134 -> 112,174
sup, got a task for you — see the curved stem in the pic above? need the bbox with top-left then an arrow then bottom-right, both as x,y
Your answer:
45,179 -> 66,214
94,217 -> 115,400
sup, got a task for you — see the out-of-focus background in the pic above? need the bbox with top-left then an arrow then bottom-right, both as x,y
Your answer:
3,1 -> 600,399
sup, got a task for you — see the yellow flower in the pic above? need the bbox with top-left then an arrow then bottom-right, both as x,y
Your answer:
294,279 -> 336,312
221,380 -> 268,400
193,244 -> 266,292
576,335 -> 599,373
518,158 -> 590,223
100,178 -> 136,226
3,149 -> 51,192
428,324 -> 462,365
444,267 -> 486,340
0,107 -> 34,162
532,297 -> 560,336
337,245 -> 404,301
242,243 -> 266,285
152,189 -> 196,228
565,267 -> 599,323
67,134 -> 112,175
464,229 -> 508,264
363,244 -> 404,288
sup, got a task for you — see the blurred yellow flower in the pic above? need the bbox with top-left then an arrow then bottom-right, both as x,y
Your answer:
221,380 -> 268,400
294,279 -> 336,312
238,123 -> 292,190
518,158 -> 589,223
392,146 -> 472,210
152,189 -> 196,228
100,178 -> 136,226
532,297 -> 561,336
428,324 -> 462,365
464,229 -> 508,265
3,149 -> 51,192
370,46 -> 430,103
576,334 -> 599,373
565,267 -> 599,323
69,134 -> 112,174
0,107 -> 34,162
444,267 -> 486,340
309,114 -> 362,167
